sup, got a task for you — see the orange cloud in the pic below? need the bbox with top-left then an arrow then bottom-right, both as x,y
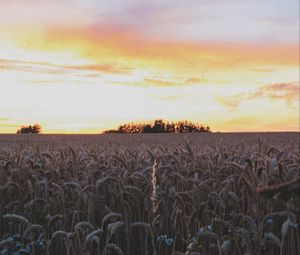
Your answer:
143,78 -> 177,87
112,76 -> 208,88
262,82 -> 299,94
216,94 -> 245,110
185,77 -> 207,84
259,82 -> 300,103
61,64 -> 130,74
0,58 -> 129,75
11,24 -> 298,74
217,82 -> 300,110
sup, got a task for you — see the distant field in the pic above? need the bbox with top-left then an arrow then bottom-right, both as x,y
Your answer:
0,132 -> 299,148
0,132 -> 299,255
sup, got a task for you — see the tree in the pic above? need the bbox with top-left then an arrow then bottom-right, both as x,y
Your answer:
103,120 -> 211,134
17,124 -> 42,134
152,119 -> 165,133
165,122 -> 175,133
142,124 -> 153,133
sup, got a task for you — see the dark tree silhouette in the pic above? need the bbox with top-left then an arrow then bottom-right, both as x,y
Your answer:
152,119 -> 165,133
165,122 -> 175,133
103,120 -> 211,134
17,124 -> 42,134
142,124 -> 153,133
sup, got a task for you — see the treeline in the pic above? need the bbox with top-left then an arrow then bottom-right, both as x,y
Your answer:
103,119 -> 211,134
17,124 -> 42,134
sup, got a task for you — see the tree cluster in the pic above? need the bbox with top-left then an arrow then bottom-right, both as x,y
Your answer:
103,119 -> 211,134
17,124 -> 42,134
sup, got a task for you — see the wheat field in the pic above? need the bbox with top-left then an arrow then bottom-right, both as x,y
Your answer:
0,133 -> 299,255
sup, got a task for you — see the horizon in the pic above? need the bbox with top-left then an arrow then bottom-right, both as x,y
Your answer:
0,0 -> 299,134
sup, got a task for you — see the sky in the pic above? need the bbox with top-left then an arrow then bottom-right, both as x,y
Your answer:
0,0 -> 299,133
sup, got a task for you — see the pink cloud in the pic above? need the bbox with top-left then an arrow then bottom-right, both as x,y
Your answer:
217,82 -> 300,109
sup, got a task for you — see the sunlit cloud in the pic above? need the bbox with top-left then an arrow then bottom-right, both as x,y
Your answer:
186,77 -> 207,84
252,68 -> 275,73
0,59 -> 129,75
143,78 -> 177,87
2,23 -> 297,76
217,82 -> 300,110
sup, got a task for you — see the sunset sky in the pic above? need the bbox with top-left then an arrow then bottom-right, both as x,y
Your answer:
0,0 -> 299,133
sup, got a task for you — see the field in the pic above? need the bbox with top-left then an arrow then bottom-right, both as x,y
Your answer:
0,133 -> 299,255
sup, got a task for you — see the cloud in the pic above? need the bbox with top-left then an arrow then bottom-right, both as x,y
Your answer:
0,117 -> 19,128
61,64 -> 130,74
0,58 -> 129,75
0,117 -> 9,122
261,82 -> 300,103
252,68 -> 274,73
7,23 -> 297,75
1,0 -> 299,45
0,59 -> 65,74
186,77 -> 207,84
216,94 -> 245,110
110,78 -> 179,88
262,82 -> 299,93
109,74 -> 210,88
153,95 -> 182,101
143,78 -> 177,87
123,77 -> 208,88
217,82 -> 300,110
0,123 -> 19,128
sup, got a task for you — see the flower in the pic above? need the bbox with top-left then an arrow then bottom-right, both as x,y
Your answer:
157,234 -> 174,246
165,238 -> 174,246
266,218 -> 273,224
